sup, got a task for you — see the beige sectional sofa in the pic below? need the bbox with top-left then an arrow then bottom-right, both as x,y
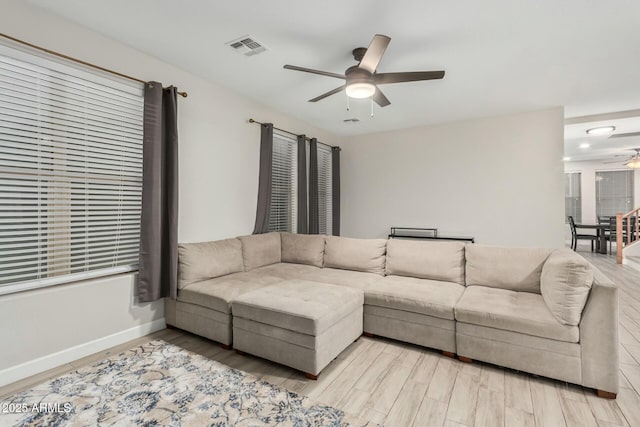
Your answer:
165,232 -> 619,398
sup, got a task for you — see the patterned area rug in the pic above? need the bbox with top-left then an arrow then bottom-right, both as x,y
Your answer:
0,340 -> 377,426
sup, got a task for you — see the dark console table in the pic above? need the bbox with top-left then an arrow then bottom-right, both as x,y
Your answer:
388,227 -> 475,243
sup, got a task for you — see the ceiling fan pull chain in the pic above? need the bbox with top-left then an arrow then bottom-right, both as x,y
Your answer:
371,97 -> 374,118
346,95 -> 350,111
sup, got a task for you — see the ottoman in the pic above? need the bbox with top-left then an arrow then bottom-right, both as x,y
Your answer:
231,279 -> 364,379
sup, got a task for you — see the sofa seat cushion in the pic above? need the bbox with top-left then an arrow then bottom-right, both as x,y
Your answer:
232,279 -> 364,335
365,275 -> 465,320
177,273 -> 283,314
249,262 -> 321,280
281,233 -> 325,267
324,236 -> 387,275
465,244 -> 551,293
300,267 -> 383,290
385,239 -> 466,285
455,286 -> 579,343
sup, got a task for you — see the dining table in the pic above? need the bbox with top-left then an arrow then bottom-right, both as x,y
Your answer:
574,222 -> 609,254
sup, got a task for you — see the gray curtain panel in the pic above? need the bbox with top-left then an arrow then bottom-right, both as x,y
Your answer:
308,138 -> 319,234
138,83 -> 179,302
297,135 -> 308,234
252,123 -> 274,234
332,147 -> 341,236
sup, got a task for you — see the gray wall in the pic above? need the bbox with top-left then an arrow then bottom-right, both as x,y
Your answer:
340,108 -> 565,247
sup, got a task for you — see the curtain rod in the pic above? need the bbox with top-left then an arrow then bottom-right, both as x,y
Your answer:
248,118 -> 339,150
0,33 -> 188,98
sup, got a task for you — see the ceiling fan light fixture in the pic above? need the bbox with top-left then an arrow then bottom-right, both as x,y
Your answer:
284,34 -> 445,107
586,126 -> 616,135
345,82 -> 375,99
626,158 -> 640,169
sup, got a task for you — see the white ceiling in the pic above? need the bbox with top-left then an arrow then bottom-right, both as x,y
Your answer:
565,116 -> 640,163
28,0 -> 640,136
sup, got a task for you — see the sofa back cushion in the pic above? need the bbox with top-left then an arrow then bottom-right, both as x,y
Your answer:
465,244 -> 551,293
385,239 -> 466,285
541,248 -> 594,325
178,238 -> 244,288
281,233 -> 325,267
324,236 -> 387,275
238,232 -> 282,271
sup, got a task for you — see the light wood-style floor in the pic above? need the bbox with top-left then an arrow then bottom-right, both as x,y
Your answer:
2,248 -> 640,426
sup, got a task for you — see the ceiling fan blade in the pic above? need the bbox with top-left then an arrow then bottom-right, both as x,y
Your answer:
372,87 -> 391,107
283,65 -> 345,80
308,85 -> 346,102
375,71 -> 445,85
359,34 -> 391,73
602,160 -> 625,164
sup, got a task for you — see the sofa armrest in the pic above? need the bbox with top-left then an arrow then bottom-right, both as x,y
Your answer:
579,266 -> 619,394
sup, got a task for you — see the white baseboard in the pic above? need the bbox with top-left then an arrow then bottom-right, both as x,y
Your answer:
0,318 -> 166,388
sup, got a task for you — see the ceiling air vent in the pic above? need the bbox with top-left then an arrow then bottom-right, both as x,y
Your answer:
609,132 -> 640,139
226,35 -> 267,57
343,118 -> 360,123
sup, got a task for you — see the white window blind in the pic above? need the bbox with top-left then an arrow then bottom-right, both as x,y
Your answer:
0,43 -> 144,295
317,144 -> 333,235
565,172 -> 581,223
268,132 -> 297,233
595,170 -> 634,218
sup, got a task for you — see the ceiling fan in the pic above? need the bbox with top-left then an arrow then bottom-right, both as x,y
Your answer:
603,148 -> 640,168
283,34 -> 445,107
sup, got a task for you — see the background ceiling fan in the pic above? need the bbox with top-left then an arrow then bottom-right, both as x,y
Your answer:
603,148 -> 640,168
283,34 -> 445,107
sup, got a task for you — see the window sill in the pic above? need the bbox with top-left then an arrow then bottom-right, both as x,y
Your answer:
0,266 -> 139,296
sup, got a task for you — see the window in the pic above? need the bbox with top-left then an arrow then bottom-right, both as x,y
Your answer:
0,43 -> 144,294
317,144 -> 333,235
565,172 -> 581,223
596,170 -> 634,218
266,135 -> 334,235
268,132 -> 297,232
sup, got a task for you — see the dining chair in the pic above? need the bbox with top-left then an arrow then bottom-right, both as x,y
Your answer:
605,216 -> 638,254
598,216 -> 613,254
568,216 -> 597,252
605,218 -> 614,254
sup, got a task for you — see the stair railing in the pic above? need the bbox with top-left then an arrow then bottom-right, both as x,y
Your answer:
617,207 -> 640,264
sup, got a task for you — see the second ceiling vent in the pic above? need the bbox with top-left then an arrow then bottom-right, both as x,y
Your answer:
226,35 -> 267,57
